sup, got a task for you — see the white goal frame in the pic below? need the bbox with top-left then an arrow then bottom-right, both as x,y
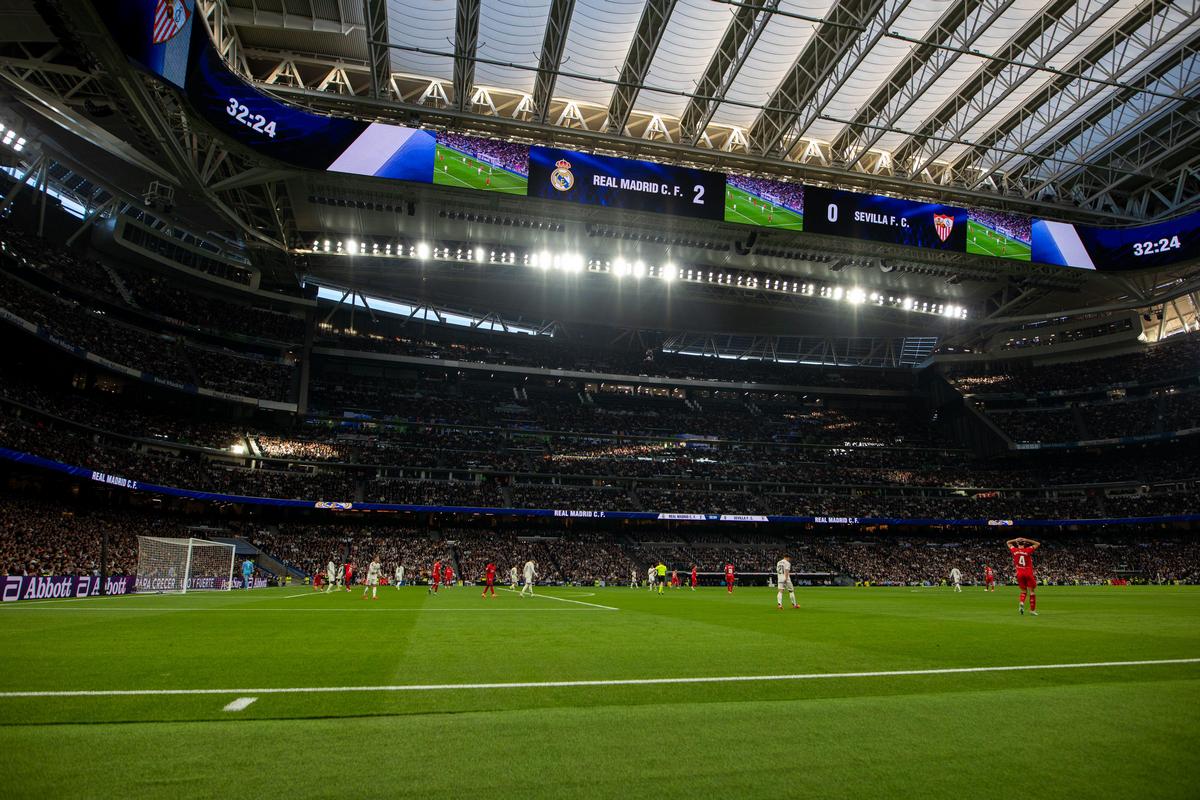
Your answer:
136,537 -> 237,594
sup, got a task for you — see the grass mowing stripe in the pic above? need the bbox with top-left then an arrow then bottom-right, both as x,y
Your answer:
4,657 -> 1195,698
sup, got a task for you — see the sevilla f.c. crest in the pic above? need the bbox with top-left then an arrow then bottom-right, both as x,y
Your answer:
153,0 -> 191,45
933,213 -> 954,242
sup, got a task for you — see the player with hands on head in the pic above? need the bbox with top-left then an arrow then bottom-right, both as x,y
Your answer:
1006,537 -> 1041,616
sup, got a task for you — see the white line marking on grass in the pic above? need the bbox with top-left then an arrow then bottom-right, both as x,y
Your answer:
1,658 -> 1195,699
0,607 -> 603,612
500,588 -> 618,610
222,697 -> 257,712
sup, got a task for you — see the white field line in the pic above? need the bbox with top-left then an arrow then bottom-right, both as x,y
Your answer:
500,587 -> 619,611
0,607 -> 603,612
2,658 -> 1196,699
222,697 -> 257,712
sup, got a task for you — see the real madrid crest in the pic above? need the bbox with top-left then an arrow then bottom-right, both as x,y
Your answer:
550,159 -> 574,192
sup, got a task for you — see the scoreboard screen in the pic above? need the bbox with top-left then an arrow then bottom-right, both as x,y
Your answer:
96,0 -> 196,89
528,147 -> 725,221
1032,211 -> 1200,271
804,187 -> 968,251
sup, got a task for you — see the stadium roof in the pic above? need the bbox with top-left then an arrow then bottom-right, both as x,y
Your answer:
219,0 -> 1200,223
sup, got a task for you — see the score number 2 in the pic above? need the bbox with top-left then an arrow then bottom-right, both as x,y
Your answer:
693,185 -> 705,205
226,98 -> 278,138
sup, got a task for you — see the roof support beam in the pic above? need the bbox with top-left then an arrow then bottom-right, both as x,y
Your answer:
452,0 -> 481,111
604,0 -> 678,134
1010,33 -> 1200,194
531,0 -> 576,124
831,0 -> 1012,170
893,0 -> 1114,179
952,0 -> 1200,189
746,0 -> 884,156
679,0 -> 779,146
362,0 -> 392,100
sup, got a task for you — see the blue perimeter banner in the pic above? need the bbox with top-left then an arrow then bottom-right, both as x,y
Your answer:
1032,210 -> 1200,271
528,146 -> 726,221
3,447 -> 1196,529
804,186 -> 968,251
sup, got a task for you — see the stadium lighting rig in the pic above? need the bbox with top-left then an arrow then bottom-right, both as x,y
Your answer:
304,237 -> 969,320
0,121 -> 28,153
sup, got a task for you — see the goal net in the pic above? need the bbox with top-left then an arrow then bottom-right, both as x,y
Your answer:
136,537 -> 236,594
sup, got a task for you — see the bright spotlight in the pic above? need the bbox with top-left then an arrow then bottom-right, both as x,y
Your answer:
345,239 -> 357,254
903,297 -> 914,310
323,240 -> 330,252
632,260 -> 646,279
847,287 -> 866,305
539,251 -> 552,270
230,444 -> 246,455
614,259 -> 631,277
476,248 -> 486,263
416,241 -> 431,260
832,286 -> 844,301
661,263 -> 678,282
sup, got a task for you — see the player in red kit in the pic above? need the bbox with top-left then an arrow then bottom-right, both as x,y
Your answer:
671,569 -> 679,589
444,564 -> 454,588
724,563 -> 735,594
690,565 -> 698,591
1006,538 -> 1040,615
429,559 -> 441,594
482,562 -> 496,598
983,564 -> 995,592
344,562 -> 355,592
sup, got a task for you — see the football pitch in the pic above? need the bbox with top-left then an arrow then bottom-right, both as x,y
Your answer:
2,585 -> 1198,798
967,220 -> 1033,260
433,145 -> 528,194
724,186 -> 804,230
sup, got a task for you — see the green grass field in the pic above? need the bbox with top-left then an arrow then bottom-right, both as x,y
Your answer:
724,186 -> 804,230
967,219 -> 1033,260
2,585 -> 1198,797
432,145 -> 528,195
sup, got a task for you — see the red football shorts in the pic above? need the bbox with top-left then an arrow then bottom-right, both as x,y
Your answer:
1017,572 -> 1036,590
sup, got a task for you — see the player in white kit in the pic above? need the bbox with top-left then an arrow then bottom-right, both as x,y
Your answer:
362,557 -> 382,600
630,569 -> 639,589
394,564 -> 405,588
646,565 -> 656,591
950,567 -> 962,592
776,555 -> 798,610
325,560 -> 337,593
510,566 -> 519,590
520,560 -> 537,597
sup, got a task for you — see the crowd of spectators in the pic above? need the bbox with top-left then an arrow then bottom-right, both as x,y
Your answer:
947,333 -> 1200,395
0,267 -> 295,402
982,389 -> 1200,444
1,225 -> 306,342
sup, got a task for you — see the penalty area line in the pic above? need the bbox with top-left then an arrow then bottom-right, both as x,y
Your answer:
2,658 -> 1196,699
500,587 -> 618,610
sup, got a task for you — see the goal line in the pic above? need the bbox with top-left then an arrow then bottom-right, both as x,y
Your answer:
1,658 -> 1196,699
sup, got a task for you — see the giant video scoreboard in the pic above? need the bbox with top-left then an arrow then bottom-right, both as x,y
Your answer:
99,0 -> 1199,273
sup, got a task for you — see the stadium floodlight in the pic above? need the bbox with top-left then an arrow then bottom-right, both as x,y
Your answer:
847,287 -> 866,305
943,304 -> 957,317
632,260 -> 646,279
1,130 -> 13,145
831,286 -> 844,301
661,263 -> 678,282
476,248 -> 486,263
230,444 -> 246,455
345,239 -> 356,254
13,137 -> 24,152
416,241 -> 431,260
323,240 -> 330,252
903,297 -> 914,310
614,259 -> 631,277
539,251 -> 551,270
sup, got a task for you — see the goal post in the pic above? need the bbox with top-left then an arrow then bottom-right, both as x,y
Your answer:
136,537 -> 237,594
